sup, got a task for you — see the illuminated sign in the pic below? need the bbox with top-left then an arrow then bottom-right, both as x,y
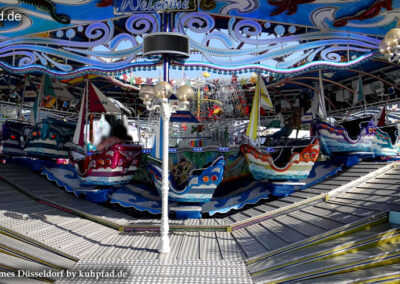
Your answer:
114,0 -> 198,14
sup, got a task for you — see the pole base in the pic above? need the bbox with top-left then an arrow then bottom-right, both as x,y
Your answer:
158,234 -> 170,254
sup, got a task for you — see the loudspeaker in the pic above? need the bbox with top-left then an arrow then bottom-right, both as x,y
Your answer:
143,32 -> 190,59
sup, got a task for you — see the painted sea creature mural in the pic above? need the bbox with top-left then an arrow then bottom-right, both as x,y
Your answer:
148,156 -> 225,203
133,146 -> 250,186
332,0 -> 393,27
19,0 -> 71,24
147,118 -> 227,203
268,0 -> 317,16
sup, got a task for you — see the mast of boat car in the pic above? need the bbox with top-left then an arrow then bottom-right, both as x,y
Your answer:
197,86 -> 201,120
18,75 -> 28,120
361,73 -> 368,114
30,75 -> 45,125
318,69 -> 327,120
257,74 -> 261,149
84,76 -> 89,155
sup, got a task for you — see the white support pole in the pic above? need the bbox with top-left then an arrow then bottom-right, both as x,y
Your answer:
158,99 -> 171,254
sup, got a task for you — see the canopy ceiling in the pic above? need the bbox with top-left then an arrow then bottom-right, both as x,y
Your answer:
0,0 -> 397,39
0,0 -> 395,83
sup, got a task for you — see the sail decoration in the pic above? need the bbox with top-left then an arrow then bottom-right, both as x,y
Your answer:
73,82 -> 121,147
318,70 -> 327,119
377,105 -> 386,127
246,75 -> 273,141
73,85 -> 87,147
43,75 -> 75,101
353,73 -> 364,106
88,83 -> 121,113
30,76 -> 45,124
258,75 -> 274,110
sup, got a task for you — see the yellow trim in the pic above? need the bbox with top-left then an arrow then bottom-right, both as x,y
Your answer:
264,250 -> 400,284
0,225 -> 79,262
352,274 -> 400,283
0,246 -> 66,270
246,214 -> 388,264
252,230 -> 400,277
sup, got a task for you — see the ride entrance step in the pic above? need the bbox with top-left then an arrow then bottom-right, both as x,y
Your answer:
248,213 -> 398,284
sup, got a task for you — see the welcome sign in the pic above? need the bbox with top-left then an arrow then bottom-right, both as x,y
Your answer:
114,0 -> 198,13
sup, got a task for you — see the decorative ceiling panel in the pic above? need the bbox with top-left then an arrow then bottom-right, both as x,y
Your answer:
198,0 -> 398,36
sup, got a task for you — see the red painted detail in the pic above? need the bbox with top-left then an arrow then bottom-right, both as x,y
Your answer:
333,0 -> 393,27
268,0 -> 316,16
240,138 -> 320,172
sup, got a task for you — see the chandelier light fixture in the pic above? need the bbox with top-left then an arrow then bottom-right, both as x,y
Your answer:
379,23 -> 400,62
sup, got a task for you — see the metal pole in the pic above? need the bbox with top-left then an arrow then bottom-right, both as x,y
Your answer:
257,75 -> 261,149
318,70 -> 327,119
85,77 -> 89,155
158,12 -> 171,254
159,97 -> 171,254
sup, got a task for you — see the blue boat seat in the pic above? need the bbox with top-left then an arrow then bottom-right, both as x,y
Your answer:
337,115 -> 374,140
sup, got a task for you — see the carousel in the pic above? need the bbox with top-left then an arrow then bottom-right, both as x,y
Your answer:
0,0 -> 398,220
0,0 -> 400,282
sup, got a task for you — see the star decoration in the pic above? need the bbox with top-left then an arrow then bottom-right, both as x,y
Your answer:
231,74 -> 238,84
249,75 -> 257,85
135,77 -> 144,85
146,77 -> 153,85
239,77 -> 248,86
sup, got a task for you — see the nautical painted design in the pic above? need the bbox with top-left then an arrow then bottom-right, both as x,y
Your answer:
70,144 -> 142,186
148,156 -> 225,203
240,138 -> 320,180
197,0 -> 398,36
373,125 -> 399,157
0,120 -> 31,156
314,119 -> 376,155
24,117 -> 75,158
0,5 -> 381,77
19,0 -> 71,24
332,0 -> 393,27
133,146 -> 250,185
268,0 -> 317,16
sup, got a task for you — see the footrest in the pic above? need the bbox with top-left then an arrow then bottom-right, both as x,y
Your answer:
170,205 -> 202,219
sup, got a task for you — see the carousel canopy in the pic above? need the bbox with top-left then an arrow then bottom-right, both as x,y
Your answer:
0,0 -> 395,78
0,0 -> 398,120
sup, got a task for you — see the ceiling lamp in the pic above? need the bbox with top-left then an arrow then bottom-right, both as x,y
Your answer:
380,23 -> 400,62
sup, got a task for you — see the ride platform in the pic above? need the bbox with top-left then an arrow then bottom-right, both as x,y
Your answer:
0,161 -> 398,282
